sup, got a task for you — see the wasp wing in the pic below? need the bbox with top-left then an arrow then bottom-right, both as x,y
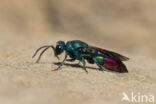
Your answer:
91,46 -> 129,61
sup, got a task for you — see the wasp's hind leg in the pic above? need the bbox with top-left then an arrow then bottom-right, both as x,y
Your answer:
93,58 -> 105,71
97,64 -> 105,71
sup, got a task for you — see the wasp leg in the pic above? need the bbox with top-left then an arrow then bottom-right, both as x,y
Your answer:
97,64 -> 104,71
96,62 -> 104,71
93,58 -> 105,71
82,57 -> 88,74
53,55 -> 67,71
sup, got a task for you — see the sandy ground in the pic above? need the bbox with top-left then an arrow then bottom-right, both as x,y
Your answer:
0,34 -> 155,104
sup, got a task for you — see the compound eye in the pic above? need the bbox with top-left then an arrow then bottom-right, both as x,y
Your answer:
56,45 -> 62,50
58,45 -> 62,49
56,45 -> 63,55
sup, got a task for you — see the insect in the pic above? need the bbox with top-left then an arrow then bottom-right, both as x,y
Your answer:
32,40 -> 129,73
87,46 -> 129,73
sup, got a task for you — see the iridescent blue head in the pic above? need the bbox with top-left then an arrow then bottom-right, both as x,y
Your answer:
55,41 -> 66,55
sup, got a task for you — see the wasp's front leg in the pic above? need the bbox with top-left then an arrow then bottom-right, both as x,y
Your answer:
53,54 -> 68,71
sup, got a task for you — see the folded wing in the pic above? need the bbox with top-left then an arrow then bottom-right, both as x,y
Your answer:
91,46 -> 129,61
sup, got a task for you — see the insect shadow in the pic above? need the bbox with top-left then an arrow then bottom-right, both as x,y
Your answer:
53,62 -> 120,73
53,62 -> 100,71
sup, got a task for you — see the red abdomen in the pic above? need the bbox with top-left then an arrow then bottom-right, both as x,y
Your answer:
104,58 -> 128,73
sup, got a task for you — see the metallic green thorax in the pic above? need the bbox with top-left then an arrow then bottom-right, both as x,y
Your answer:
65,40 -> 92,60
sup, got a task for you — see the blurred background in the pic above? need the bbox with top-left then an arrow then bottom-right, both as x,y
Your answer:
0,0 -> 156,58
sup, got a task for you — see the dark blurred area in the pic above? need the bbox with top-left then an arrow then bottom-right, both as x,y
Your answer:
0,0 -> 156,58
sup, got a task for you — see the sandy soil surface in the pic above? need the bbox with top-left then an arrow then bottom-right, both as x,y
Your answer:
0,34 -> 155,104
0,0 -> 156,104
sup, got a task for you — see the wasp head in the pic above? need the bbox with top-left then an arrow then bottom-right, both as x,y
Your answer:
55,41 -> 65,55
